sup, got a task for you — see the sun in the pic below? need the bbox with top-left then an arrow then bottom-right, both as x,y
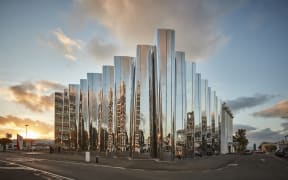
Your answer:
20,131 -> 40,139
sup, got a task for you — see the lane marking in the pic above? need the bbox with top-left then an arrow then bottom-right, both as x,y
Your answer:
0,159 -> 75,180
227,163 -> 239,167
0,167 -> 28,170
39,159 -> 128,170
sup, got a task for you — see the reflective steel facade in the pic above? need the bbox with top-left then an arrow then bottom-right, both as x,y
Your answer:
207,87 -> 212,146
185,62 -> 196,156
194,73 -> 202,150
54,92 -> 63,146
211,90 -> 216,150
54,28 -> 233,157
114,56 -> 135,153
175,51 -> 186,157
80,79 -> 89,150
102,65 -> 114,152
68,84 -> 80,150
87,73 -> 102,150
155,29 -> 176,160
62,89 -> 70,149
133,45 -> 157,158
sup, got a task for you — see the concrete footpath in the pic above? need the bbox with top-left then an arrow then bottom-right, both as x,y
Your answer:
0,151 -> 239,171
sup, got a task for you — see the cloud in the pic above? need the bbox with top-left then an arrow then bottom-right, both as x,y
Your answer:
46,28 -> 82,62
8,80 -> 65,112
247,128 -> 286,146
71,0 -> 243,61
86,36 -> 117,63
253,100 -> 288,119
226,94 -> 275,113
0,115 -> 53,139
233,124 -> 256,133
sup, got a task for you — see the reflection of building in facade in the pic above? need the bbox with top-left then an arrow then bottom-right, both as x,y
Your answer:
54,92 -> 63,146
210,91 -> 216,150
62,89 -> 70,149
221,103 -> 234,154
133,45 -> 157,158
87,73 -> 102,150
201,79 -> 208,151
68,84 -> 80,150
102,66 -> 114,152
207,87 -> 212,146
80,79 -> 89,150
194,73 -> 202,149
54,28 -> 233,158
156,29 -> 176,160
114,56 -> 134,152
97,89 -> 102,151
175,51 -> 186,157
185,62 -> 196,156
176,129 -> 185,157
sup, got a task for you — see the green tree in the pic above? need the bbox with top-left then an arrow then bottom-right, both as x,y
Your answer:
0,138 -> 12,152
233,129 -> 249,152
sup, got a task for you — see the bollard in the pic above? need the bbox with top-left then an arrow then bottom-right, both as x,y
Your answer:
96,156 -> 99,163
85,151 -> 90,162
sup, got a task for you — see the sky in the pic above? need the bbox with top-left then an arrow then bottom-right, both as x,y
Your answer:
0,0 -> 287,147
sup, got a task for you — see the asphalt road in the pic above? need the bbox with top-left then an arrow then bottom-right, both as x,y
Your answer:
0,152 -> 287,180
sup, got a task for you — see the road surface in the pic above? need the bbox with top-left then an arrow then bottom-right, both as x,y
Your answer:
0,152 -> 287,180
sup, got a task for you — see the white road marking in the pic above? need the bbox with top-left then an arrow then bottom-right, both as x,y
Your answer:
260,159 -> 265,162
41,159 -> 128,170
227,163 -> 239,167
0,167 -> 28,170
0,159 -> 75,180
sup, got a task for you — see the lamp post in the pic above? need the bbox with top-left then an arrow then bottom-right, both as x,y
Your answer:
25,124 -> 29,139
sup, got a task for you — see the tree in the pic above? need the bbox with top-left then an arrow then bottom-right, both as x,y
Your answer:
233,129 -> 248,152
0,138 -> 12,152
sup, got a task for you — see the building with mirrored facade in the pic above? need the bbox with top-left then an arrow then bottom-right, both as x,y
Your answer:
54,28 -> 233,159
155,29 -> 176,160
80,79 -> 89,150
68,84 -> 80,150
114,56 -> 135,153
54,92 -> 63,146
102,66 -> 114,152
132,45 -> 157,158
175,51 -> 186,158
87,73 -> 102,150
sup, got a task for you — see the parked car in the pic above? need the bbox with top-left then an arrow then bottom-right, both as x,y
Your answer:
254,150 -> 265,154
275,148 -> 288,157
244,150 -> 253,155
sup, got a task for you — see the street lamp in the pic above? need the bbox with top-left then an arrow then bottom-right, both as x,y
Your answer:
25,124 -> 29,139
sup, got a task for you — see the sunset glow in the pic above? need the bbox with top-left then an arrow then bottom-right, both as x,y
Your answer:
0,0 -> 287,147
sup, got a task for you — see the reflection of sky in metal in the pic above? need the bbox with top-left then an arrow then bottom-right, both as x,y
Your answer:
156,29 -> 175,152
87,73 -> 102,149
80,79 -> 89,149
135,45 -> 155,140
175,51 -> 186,131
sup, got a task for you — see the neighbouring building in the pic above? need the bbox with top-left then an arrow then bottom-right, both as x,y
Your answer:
220,103 -> 234,154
